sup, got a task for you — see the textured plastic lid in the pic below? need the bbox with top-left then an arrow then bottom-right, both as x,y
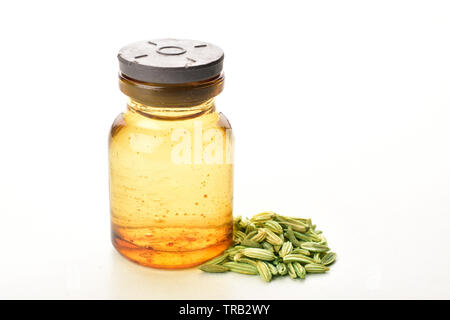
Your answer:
117,39 -> 224,84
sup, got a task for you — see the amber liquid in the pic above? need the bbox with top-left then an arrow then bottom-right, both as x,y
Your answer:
109,99 -> 233,268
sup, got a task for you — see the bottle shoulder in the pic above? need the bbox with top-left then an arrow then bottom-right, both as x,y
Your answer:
217,112 -> 232,130
111,108 -> 231,134
109,112 -> 126,141
109,109 -> 232,150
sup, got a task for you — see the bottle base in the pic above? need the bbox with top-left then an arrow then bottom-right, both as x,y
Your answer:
112,236 -> 232,269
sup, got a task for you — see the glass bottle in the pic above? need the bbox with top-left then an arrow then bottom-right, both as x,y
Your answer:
109,39 -> 233,269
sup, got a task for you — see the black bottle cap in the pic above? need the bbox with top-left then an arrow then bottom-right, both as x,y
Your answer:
118,39 -> 224,84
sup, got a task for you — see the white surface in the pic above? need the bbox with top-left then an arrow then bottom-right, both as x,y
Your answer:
1,0 -> 450,299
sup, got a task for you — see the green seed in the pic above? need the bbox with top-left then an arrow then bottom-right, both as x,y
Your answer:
228,251 -> 242,260
234,215 -> 242,227
262,241 -> 274,252
256,261 -> 272,282
292,248 -> 311,256
264,220 -> 283,234
276,215 -> 309,226
223,262 -> 258,275
238,218 -> 249,229
199,264 -> 229,273
245,223 -> 257,233
242,248 -> 276,261
292,230 -> 317,242
251,229 -> 267,242
241,239 -> 263,248
305,230 -> 322,242
267,263 -> 278,276
285,227 -> 304,247
263,228 -> 283,246
236,257 -> 258,267
232,252 -> 243,261
300,242 -> 330,253
305,263 -> 330,273
233,230 -> 246,243
251,211 -> 276,222
278,221 -> 308,233
283,253 -> 316,264
317,236 -> 328,245
321,252 -> 337,266
293,262 -> 306,279
313,253 -> 321,263
244,230 -> 258,240
279,241 -> 293,258
227,245 -> 245,251
287,263 -> 297,279
276,262 -> 287,275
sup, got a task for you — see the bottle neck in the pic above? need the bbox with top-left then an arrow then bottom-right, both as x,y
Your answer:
119,73 -> 224,108
127,98 -> 216,120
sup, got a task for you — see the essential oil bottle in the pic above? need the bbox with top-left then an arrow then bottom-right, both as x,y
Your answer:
109,39 -> 234,269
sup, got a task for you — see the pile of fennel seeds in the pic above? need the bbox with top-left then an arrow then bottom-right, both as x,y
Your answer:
199,211 -> 336,282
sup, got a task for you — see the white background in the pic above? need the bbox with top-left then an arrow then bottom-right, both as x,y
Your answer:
1,0 -> 449,299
